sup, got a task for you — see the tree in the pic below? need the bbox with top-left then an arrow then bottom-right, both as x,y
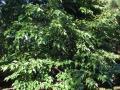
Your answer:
0,0 -> 120,90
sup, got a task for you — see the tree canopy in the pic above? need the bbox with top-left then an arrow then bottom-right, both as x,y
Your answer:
0,0 -> 120,90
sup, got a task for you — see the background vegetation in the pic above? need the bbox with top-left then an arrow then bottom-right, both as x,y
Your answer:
0,0 -> 120,90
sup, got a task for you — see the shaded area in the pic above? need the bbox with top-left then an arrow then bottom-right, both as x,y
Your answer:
0,71 -> 13,89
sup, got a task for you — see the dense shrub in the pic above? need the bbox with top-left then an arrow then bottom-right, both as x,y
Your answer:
0,0 -> 120,90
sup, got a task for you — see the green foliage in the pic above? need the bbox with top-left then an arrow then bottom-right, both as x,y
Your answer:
0,0 -> 120,90
61,0 -> 106,19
